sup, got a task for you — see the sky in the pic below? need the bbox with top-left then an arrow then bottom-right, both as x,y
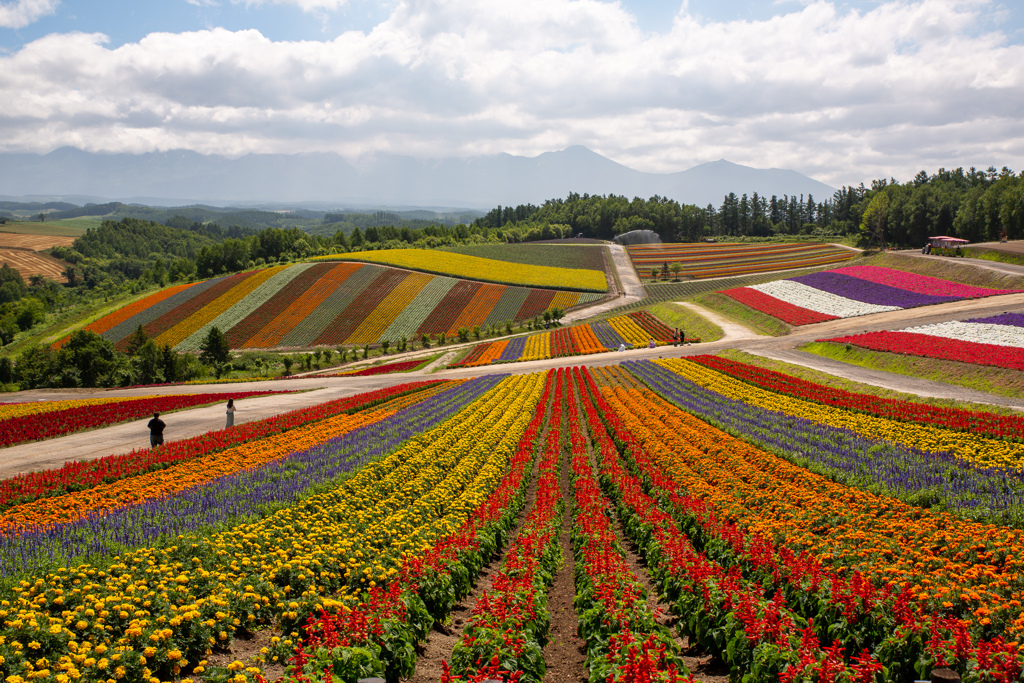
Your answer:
1,0 -> 1022,188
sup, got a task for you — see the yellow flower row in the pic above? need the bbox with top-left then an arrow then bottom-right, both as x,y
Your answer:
658,358 -> 1024,471
0,374 -> 546,683
549,290 -> 584,310
520,332 -> 552,362
608,315 -> 658,347
315,249 -> 608,292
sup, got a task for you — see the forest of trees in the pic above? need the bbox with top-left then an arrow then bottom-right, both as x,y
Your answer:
475,166 -> 1024,248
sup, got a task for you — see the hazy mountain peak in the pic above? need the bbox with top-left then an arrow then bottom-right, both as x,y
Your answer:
0,146 -> 835,209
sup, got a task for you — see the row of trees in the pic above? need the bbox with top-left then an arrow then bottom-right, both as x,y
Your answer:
473,166 -> 1024,247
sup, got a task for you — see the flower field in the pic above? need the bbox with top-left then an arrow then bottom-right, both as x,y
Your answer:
824,312 -> 1024,371
628,242 -> 855,280
315,248 -> 608,292
720,265 -> 1021,326
451,311 -> 684,368
2,358 -> 1024,683
0,391 -> 290,449
65,263 -> 604,352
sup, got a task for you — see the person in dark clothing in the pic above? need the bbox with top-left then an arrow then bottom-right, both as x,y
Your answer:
148,412 -> 166,448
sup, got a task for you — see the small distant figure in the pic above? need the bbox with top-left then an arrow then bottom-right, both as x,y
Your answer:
672,329 -> 678,346
148,412 -> 165,448
681,328 -> 686,345
618,343 -> 626,352
226,398 -> 236,428
648,339 -> 656,349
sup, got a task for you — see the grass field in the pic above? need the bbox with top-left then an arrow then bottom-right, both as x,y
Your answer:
692,291 -> 791,336
964,247 -> 1024,268
0,220 -> 88,237
801,340 -> 1024,399
438,243 -> 607,271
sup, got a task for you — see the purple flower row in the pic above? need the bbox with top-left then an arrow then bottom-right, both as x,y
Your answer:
0,375 -> 505,578
789,271 -> 958,309
623,360 -> 1024,524
967,312 -> 1024,328
591,320 -> 630,349
499,336 -> 527,361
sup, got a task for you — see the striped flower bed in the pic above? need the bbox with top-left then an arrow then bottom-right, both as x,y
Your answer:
451,312 -> 671,368
824,312 -> 1024,371
228,263 -> 332,348
345,272 -> 433,344
283,264 -> 384,347
177,265 -> 304,352
721,266 -> 1021,326
628,242 -> 855,280
65,262 -> 603,352
378,275 -> 459,341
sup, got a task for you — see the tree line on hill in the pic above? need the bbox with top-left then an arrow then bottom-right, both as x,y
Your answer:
474,166 -> 1024,247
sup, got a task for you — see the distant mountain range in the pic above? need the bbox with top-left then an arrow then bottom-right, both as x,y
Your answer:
0,146 -> 837,209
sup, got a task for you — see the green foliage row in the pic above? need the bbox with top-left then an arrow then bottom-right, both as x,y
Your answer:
437,242 -> 607,270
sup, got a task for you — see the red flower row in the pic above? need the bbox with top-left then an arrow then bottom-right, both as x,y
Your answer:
628,310 -> 675,342
825,331 -> 1024,372
565,368 -> 693,683
688,354 -> 1024,440
444,369 -> 568,683
341,358 -> 424,376
285,372 -> 559,683
0,390 -> 290,449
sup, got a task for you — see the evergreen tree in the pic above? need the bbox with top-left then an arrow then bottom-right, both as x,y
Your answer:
200,326 -> 230,366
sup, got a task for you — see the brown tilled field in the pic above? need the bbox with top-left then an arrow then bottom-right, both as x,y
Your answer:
0,249 -> 69,282
0,233 -> 77,250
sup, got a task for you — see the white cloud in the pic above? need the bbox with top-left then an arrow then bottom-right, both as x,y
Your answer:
232,0 -> 351,10
0,0 -> 59,29
0,0 -> 1021,186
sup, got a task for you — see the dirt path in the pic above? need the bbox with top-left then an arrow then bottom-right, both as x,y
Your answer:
562,245 -> 645,323
672,301 -> 763,343
899,246 -> 1024,278
541,447 -> 588,683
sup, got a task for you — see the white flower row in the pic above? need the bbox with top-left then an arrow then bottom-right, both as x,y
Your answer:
750,280 -> 901,319
901,320 -> 1024,349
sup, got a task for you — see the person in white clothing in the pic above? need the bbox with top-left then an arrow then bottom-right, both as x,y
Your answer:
226,398 -> 236,428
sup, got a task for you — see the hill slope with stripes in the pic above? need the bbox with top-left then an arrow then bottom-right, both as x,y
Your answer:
65,261 -> 607,351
